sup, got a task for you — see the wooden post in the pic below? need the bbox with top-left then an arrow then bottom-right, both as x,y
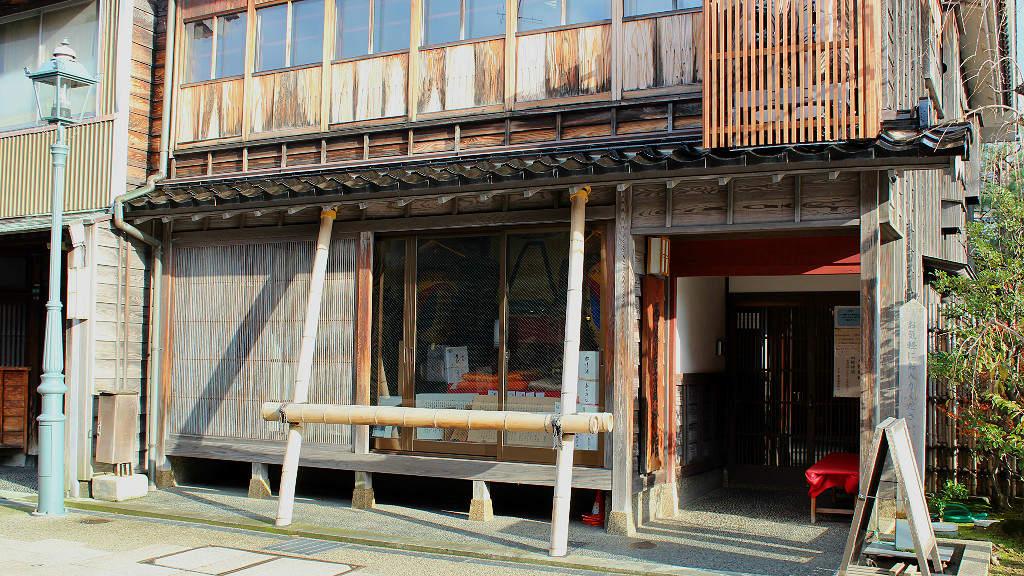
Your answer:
860,171 -> 881,492
608,184 -> 636,536
469,480 -> 494,521
275,207 -> 337,527
549,185 -> 590,557
353,232 -> 373,455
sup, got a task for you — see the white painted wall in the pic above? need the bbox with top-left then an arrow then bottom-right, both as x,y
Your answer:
728,274 -> 860,293
674,277 -> 727,374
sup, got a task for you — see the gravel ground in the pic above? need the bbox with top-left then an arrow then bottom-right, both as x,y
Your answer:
0,464 -> 37,494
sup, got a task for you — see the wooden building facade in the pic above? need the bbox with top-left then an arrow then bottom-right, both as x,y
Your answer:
112,0 -> 1009,532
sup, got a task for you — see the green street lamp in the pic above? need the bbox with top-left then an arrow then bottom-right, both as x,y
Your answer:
24,39 -> 97,517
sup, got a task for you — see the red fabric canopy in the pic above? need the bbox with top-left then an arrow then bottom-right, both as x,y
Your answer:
805,452 -> 860,498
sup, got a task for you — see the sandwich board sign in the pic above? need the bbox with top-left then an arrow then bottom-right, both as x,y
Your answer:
838,417 -> 943,576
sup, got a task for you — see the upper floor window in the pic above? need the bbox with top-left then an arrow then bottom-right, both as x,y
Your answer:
624,0 -> 700,16
517,0 -> 610,32
422,0 -> 505,46
0,1 -> 98,131
255,0 -> 325,73
185,12 -> 246,83
336,0 -> 411,60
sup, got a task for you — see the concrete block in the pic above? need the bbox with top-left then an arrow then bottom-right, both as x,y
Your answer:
92,474 -> 148,502
154,466 -> 176,490
248,463 -> 272,499
469,498 -> 494,522
352,488 -> 375,509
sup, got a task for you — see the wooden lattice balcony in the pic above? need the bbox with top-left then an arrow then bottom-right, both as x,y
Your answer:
702,0 -> 881,148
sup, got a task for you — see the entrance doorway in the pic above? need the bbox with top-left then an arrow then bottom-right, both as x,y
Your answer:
727,293 -> 859,485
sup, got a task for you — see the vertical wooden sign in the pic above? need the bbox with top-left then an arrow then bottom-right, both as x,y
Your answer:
641,276 -> 666,473
899,299 -> 927,483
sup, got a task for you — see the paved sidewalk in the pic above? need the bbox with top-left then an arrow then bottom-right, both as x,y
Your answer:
0,500 -> 623,576
0,481 -> 849,576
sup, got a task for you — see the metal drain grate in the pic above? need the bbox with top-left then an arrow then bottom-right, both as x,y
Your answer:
79,518 -> 113,524
263,538 -> 344,556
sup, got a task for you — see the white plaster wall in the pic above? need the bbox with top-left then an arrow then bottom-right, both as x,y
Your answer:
674,277 -> 727,374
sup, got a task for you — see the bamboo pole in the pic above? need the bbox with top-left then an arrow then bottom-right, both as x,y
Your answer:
262,403 -> 613,434
549,186 -> 590,558
275,207 -> 337,527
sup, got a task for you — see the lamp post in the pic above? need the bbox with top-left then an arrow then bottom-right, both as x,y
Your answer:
25,39 -> 97,517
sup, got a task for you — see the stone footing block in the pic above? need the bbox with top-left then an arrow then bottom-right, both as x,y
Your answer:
469,498 -> 494,522
605,510 -> 636,536
92,474 -> 149,502
248,476 -> 272,499
352,488 -> 375,509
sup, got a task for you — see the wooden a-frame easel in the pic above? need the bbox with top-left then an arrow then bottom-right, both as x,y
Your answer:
838,417 -> 944,576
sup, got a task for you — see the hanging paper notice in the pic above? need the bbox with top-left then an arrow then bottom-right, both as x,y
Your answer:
834,328 -> 861,397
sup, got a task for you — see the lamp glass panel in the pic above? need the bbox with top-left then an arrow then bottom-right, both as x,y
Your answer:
291,0 -> 324,66
41,2 -> 98,117
465,0 -> 505,39
373,0 -> 411,54
187,19 -> 214,83
215,12 -> 247,77
0,15 -> 40,129
32,80 -> 57,121
256,4 -> 288,71
336,0 -> 370,58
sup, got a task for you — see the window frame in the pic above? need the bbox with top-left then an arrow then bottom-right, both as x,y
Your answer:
333,0 -> 412,64
181,10 -> 249,86
253,0 -> 325,75
622,0 -> 702,19
515,0 -> 612,35
420,0 -> 506,48
0,0 -> 101,132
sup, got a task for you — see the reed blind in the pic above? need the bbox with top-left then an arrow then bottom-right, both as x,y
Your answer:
702,0 -> 881,148
170,236 -> 357,445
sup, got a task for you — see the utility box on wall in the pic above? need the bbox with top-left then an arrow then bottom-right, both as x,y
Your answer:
95,393 -> 138,465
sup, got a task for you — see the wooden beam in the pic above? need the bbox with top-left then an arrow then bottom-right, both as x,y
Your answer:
610,0 -> 624,101
408,0 -> 422,122
241,0 -> 256,141
859,170 -> 881,492
504,0 -> 518,110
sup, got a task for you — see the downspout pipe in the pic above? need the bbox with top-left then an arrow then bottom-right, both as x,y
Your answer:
112,0 -> 176,491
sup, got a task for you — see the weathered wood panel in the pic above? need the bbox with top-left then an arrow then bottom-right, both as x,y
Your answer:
169,237 -> 357,445
0,368 -> 29,448
251,67 -> 322,134
93,223 -> 149,396
331,54 -> 408,124
703,0 -> 881,147
177,79 -> 244,142
516,24 -> 611,102
180,0 -> 246,20
418,39 -> 504,114
0,118 -> 115,218
623,13 -> 702,92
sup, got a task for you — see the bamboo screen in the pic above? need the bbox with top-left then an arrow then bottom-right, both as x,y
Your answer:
702,0 -> 881,148
170,237 -> 356,445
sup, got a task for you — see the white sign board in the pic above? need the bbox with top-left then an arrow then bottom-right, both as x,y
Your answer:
899,300 -> 928,483
834,307 -> 861,398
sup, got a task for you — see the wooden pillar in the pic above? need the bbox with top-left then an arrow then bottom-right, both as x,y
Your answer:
469,480 -> 494,522
353,232 -> 373,455
608,184 -> 637,536
859,171 -> 881,492
156,221 -> 176,489
248,462 -> 272,498
352,471 -> 375,509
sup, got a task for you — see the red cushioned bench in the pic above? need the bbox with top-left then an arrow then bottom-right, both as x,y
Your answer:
805,452 -> 859,523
